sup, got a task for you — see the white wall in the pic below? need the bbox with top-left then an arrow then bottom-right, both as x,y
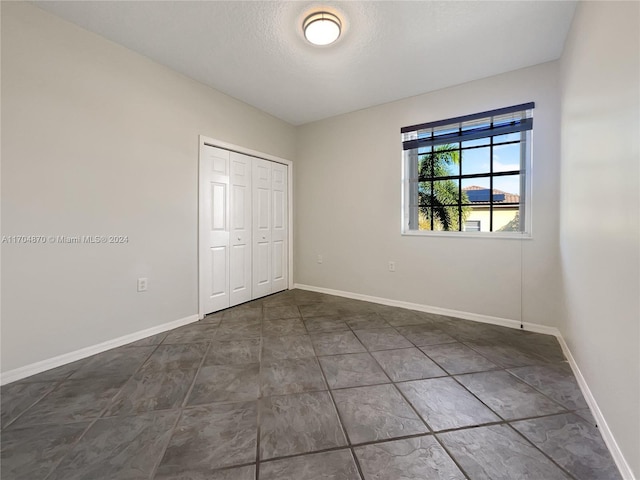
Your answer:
295,62 -> 562,326
1,3 -> 296,373
559,1 -> 639,477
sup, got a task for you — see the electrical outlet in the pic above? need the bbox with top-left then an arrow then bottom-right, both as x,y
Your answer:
137,277 -> 148,292
317,255 -> 323,264
388,261 -> 396,272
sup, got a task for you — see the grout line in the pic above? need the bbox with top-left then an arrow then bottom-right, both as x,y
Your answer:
255,302 -> 264,478
148,407 -> 186,480
506,423 -> 580,480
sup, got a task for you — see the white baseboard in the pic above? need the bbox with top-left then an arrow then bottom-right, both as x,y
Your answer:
294,283 -> 635,480
0,314 -> 199,385
555,335 -> 636,480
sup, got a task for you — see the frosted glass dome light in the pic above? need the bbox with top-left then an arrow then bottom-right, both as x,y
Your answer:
303,12 -> 341,46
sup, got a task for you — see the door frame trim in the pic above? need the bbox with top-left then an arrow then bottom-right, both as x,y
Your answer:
198,135 -> 294,319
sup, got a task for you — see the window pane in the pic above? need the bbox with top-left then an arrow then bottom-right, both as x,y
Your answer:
461,137 -> 490,148
462,177 -> 490,205
493,143 -> 521,172
493,132 -> 521,144
418,210 -> 433,231
493,207 -> 521,232
417,182 -> 432,206
493,175 -> 520,199
419,148 -> 458,179
432,179 -> 460,205
461,147 -> 490,176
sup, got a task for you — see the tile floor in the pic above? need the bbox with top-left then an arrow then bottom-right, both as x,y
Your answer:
1,289 -> 622,480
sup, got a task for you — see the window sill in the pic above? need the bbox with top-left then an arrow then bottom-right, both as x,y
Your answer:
401,230 -> 532,240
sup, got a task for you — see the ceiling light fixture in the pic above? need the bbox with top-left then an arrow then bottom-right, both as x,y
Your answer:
303,11 -> 341,46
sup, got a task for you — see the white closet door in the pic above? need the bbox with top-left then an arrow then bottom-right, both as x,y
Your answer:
252,158 -> 272,299
271,162 -> 288,293
199,145 -> 230,314
229,152 -> 252,306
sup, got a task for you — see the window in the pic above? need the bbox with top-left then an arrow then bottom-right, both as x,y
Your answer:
402,103 -> 533,236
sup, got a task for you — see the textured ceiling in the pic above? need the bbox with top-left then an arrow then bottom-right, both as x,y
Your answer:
33,1 -> 577,126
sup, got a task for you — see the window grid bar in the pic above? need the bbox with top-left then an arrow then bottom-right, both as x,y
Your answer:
458,127 -> 462,231
489,136 -> 494,232
416,170 -> 521,182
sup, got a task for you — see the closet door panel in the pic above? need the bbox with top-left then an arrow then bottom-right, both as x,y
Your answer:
252,158 -> 272,299
200,145 -> 230,314
230,153 -> 252,306
271,163 -> 288,293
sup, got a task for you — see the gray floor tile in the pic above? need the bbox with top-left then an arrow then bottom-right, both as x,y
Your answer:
441,318 -> 521,343
421,342 -> 498,374
158,402 -> 257,474
188,364 -> 260,405
262,335 -> 315,361
354,328 -> 413,351
456,370 -> 566,420
575,408 -> 597,426
293,291 -> 335,305
140,344 -> 208,373
395,325 -> 457,347
344,313 -> 390,329
216,319 -> 262,340
371,348 -> 446,381
319,353 -> 390,389
163,323 -> 218,344
222,307 -> 263,322
299,303 -> 340,318
69,346 -> 155,380
48,410 -> 178,480
0,422 -> 90,480
1,381 -> 57,428
438,424 -> 571,479
105,368 -> 197,416
379,310 -> 428,327
263,318 -> 307,336
511,413 -> 622,480
463,340 -> 544,368
303,315 -> 350,333
261,357 -> 327,396
508,363 -> 588,410
205,338 -> 261,365
355,435 -> 465,480
263,293 -> 299,307
260,391 -> 347,459
155,464 -> 256,479
260,449 -> 360,480
332,384 -> 428,444
11,376 -> 128,427
263,305 -> 301,320
463,333 -> 565,368
200,312 -> 223,325
398,377 -> 500,431
337,299 -> 380,315
311,331 -> 366,355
